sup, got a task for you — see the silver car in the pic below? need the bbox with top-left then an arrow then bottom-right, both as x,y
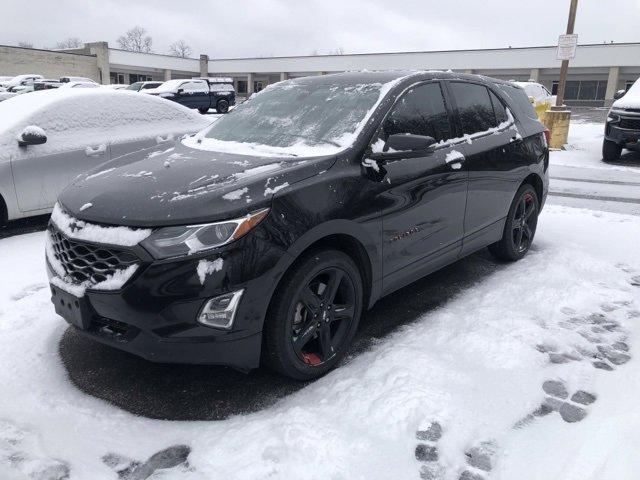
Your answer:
0,88 -> 211,223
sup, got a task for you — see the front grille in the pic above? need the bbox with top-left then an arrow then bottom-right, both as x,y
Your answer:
619,117 -> 640,130
48,224 -> 139,285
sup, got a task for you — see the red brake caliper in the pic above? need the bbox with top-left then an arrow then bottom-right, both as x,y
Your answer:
302,352 -> 322,366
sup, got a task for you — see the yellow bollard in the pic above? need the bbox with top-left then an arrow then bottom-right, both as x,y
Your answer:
540,108 -> 571,150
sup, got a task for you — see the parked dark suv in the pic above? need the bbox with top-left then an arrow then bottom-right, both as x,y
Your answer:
46,71 -> 549,380
603,83 -> 640,161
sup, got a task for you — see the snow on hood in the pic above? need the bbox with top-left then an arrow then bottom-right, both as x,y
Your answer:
612,79 -> 640,109
60,142 -> 334,226
0,89 -> 210,160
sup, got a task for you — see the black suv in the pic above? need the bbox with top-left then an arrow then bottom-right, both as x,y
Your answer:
46,71 -> 549,380
603,86 -> 640,161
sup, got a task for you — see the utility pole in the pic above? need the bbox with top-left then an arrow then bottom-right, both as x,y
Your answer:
555,0 -> 579,107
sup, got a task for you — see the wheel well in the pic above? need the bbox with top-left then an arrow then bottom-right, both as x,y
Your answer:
280,234 -> 373,310
521,173 -> 543,203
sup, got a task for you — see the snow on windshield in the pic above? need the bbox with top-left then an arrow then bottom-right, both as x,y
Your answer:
183,77 -> 407,157
0,89 -> 210,160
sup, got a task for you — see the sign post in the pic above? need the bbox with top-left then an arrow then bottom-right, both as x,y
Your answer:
555,0 -> 579,107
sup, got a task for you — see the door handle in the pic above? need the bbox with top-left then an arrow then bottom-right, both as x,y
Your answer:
85,144 -> 107,156
445,150 -> 465,170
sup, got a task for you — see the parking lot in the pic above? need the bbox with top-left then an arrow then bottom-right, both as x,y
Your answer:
0,106 -> 639,480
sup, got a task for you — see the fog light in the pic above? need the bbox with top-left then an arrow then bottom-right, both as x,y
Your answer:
197,290 -> 244,329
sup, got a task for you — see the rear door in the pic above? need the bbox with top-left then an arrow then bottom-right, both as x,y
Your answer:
373,81 -> 468,294
445,81 -> 527,255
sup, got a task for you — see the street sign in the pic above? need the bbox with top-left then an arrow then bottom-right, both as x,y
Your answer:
557,34 -> 579,60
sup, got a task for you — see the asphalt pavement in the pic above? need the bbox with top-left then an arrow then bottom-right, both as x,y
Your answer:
60,249 -> 501,421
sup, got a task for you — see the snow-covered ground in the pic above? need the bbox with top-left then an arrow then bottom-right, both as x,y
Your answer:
0,119 -> 639,480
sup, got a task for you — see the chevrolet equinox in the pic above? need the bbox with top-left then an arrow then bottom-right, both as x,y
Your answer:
46,71 -> 549,380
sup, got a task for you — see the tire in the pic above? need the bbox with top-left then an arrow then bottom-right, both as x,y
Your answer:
262,249 -> 363,381
489,184 -> 539,262
216,99 -> 229,114
602,139 -> 622,162
198,107 -> 209,114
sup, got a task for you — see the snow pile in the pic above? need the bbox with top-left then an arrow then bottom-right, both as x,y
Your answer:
50,203 -> 152,246
445,150 -> 465,167
0,206 -> 639,479
0,89 -> 211,161
196,259 -> 224,284
222,188 -> 248,201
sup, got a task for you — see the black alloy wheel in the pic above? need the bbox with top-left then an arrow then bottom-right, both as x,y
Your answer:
217,99 -> 230,113
263,250 -> 363,380
489,184 -> 539,261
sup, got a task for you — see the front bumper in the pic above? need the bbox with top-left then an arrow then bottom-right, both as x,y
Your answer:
605,114 -> 640,148
47,225 -> 291,371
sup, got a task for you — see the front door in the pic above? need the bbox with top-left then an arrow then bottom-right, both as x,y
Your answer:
12,136 -> 110,212
372,82 -> 468,295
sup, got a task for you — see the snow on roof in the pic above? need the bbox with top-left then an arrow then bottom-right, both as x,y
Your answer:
0,88 -> 210,159
613,79 -> 640,109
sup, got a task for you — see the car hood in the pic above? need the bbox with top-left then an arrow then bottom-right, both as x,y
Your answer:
612,94 -> 640,110
59,140 -> 336,227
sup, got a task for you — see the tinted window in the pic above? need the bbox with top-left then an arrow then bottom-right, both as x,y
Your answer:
449,82 -> 497,135
489,91 -> 509,124
382,83 -> 452,142
497,84 -> 537,120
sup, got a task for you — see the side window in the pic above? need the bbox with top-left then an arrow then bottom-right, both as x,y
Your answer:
489,91 -> 509,124
449,82 -> 497,135
497,84 -> 538,120
380,82 -> 452,143
181,81 -> 208,93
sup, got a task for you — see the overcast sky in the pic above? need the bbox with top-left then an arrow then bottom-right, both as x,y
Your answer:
2,0 -> 639,58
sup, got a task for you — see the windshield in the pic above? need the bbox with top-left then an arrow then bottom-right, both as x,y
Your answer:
200,81 -> 385,153
127,82 -> 143,90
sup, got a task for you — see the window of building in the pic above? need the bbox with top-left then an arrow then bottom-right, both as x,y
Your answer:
381,82 -> 452,143
236,80 -> 247,94
551,80 -> 607,101
449,82 -> 498,135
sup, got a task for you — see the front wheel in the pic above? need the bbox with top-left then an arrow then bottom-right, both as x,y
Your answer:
489,184 -> 539,262
262,250 -> 363,380
602,139 -> 622,162
216,99 -> 229,113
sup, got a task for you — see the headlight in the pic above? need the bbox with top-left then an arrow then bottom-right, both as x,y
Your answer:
141,208 -> 269,259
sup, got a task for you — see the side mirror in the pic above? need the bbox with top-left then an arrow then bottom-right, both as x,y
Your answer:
383,133 -> 436,154
177,88 -> 184,94
613,89 -> 626,100
18,127 -> 47,147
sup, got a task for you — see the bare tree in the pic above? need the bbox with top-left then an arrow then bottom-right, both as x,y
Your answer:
55,37 -> 83,49
17,41 -> 33,48
117,26 -> 153,53
169,39 -> 192,58
331,47 -> 345,55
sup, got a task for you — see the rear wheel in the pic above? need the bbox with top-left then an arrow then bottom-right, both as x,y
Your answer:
262,250 -> 363,380
216,99 -> 229,114
489,184 -> 539,262
198,107 -> 209,114
602,139 -> 622,162
0,195 -> 7,227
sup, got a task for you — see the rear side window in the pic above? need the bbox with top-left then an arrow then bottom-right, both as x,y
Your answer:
449,82 -> 497,135
382,82 -> 452,142
497,84 -> 537,120
489,90 -> 509,124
